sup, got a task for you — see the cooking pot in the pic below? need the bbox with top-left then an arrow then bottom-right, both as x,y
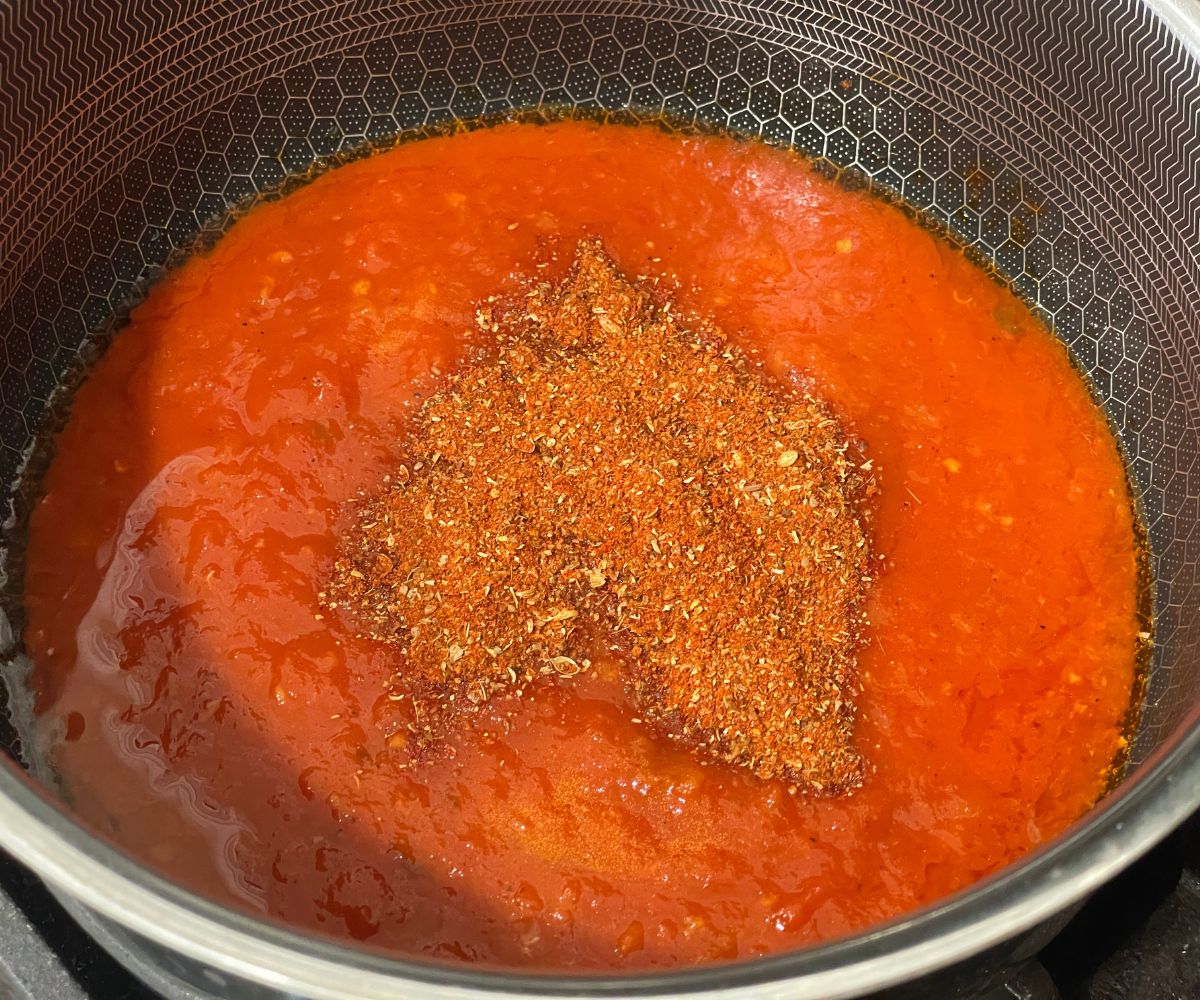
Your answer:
2,2 -> 1200,997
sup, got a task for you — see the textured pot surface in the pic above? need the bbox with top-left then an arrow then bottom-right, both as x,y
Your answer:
1,2 -> 1199,998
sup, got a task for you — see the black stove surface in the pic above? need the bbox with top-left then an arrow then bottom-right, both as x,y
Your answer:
1,813 -> 1198,1000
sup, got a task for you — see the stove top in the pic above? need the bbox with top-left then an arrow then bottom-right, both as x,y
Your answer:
1,812 -> 1198,1000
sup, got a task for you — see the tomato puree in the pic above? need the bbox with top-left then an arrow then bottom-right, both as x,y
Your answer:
20,121 -> 1140,969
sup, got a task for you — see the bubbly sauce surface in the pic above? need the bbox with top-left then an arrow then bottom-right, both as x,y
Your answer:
21,121 -> 1139,969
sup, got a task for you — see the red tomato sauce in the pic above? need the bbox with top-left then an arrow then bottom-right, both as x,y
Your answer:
20,121 -> 1140,969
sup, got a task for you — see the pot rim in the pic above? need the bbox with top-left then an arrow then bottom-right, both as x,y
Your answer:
2,0 -> 1199,995
1149,0 -> 1200,59
1,704 -> 1198,999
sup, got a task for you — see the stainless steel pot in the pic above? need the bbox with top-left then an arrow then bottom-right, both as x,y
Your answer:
2,2 -> 1200,997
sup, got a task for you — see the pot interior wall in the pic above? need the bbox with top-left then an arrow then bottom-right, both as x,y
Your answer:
0,0 -> 1198,835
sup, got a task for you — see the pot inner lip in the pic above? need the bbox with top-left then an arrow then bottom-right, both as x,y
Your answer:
1,0 -> 1198,989
1,701 -> 1198,997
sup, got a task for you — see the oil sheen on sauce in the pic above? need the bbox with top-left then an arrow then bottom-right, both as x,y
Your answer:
21,121 -> 1140,969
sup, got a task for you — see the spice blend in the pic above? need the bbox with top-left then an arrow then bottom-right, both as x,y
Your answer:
327,241 -> 877,792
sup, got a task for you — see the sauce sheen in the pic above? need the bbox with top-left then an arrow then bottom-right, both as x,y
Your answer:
21,121 -> 1139,968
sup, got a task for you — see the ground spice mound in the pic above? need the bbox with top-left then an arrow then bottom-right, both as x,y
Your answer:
327,242 -> 877,793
